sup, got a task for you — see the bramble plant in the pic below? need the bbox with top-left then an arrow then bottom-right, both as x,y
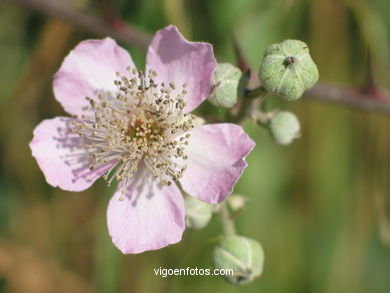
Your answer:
30,25 -> 318,285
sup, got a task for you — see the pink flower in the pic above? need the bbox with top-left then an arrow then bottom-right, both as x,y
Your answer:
29,25 -> 255,254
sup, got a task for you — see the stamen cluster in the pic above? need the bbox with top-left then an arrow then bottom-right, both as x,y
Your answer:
71,67 -> 194,189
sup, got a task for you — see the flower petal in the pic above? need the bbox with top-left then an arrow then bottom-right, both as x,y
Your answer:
146,25 -> 217,113
179,124 -> 255,204
107,168 -> 185,254
53,38 -> 135,116
29,117 -> 112,191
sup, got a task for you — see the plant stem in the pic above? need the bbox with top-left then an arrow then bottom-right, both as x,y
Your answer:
6,0 -> 152,49
217,87 -> 269,237
219,201 -> 236,237
245,86 -> 268,99
231,86 -> 268,124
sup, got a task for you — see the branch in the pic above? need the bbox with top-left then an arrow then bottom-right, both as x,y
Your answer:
5,0 -> 390,115
4,0 -> 152,49
304,83 -> 390,115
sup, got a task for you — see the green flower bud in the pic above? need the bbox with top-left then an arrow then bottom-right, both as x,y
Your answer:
259,39 -> 319,101
208,63 -> 243,108
213,235 -> 264,285
269,111 -> 300,145
184,196 -> 213,230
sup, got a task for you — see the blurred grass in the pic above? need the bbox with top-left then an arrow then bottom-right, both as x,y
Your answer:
1,0 -> 390,292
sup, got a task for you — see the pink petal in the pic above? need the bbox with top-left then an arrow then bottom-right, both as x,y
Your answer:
29,117 -> 112,191
146,25 -> 217,113
107,168 -> 185,254
53,38 -> 135,116
179,124 -> 255,204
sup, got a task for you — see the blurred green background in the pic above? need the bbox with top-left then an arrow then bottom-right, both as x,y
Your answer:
1,0 -> 390,292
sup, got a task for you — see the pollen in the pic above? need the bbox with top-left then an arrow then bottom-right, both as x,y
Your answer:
70,67 -> 194,189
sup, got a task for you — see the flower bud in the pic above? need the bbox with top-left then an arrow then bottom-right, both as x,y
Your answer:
227,194 -> 248,212
213,235 -> 264,285
184,196 -> 213,230
208,63 -> 243,108
259,39 -> 319,101
269,111 -> 300,145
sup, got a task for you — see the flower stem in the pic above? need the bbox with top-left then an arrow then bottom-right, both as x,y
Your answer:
219,201 -> 236,237
216,86 -> 270,238
245,86 -> 268,99
231,86 -> 268,124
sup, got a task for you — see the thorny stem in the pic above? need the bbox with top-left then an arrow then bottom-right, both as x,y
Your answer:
6,0 -> 152,49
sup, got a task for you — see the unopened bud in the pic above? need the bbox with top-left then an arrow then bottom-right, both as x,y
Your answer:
184,196 -> 213,230
259,39 -> 319,101
227,195 -> 247,212
213,235 -> 264,285
208,63 -> 243,108
269,111 -> 300,145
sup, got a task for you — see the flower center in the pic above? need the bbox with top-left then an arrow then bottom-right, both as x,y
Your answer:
71,67 -> 194,189
126,116 -> 161,142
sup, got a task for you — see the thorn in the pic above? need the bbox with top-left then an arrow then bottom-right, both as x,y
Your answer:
231,33 -> 250,72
